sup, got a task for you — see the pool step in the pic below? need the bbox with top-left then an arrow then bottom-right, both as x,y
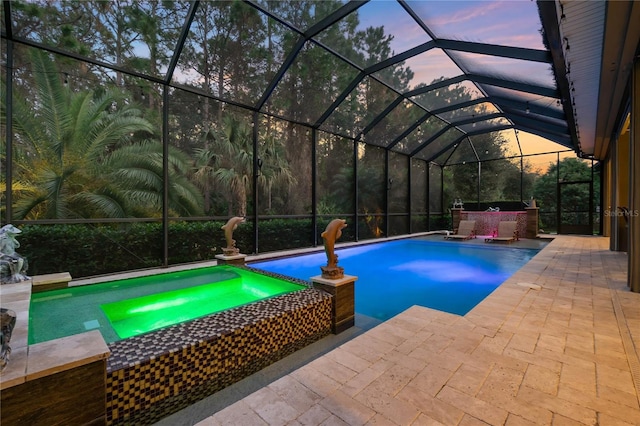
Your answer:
32,272 -> 72,293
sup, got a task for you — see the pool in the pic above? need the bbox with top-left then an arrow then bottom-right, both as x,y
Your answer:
29,265 -> 305,344
252,239 -> 541,319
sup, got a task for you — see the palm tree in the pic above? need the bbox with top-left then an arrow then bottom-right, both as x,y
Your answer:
104,140 -> 204,217
4,49 -> 203,219
258,131 -> 296,213
192,114 -> 296,216
212,115 -> 254,216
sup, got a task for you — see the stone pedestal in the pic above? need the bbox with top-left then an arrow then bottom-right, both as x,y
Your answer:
525,207 -> 539,238
311,274 -> 356,334
1,330 -> 109,426
451,208 -> 464,232
215,254 -> 247,266
32,272 -> 72,293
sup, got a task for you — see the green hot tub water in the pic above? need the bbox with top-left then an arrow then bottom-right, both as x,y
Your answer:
29,266 -> 304,344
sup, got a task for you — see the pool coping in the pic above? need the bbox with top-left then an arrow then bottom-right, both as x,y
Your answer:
0,279 -> 110,390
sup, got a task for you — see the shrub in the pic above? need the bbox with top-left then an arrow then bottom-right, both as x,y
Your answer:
17,215 -> 441,279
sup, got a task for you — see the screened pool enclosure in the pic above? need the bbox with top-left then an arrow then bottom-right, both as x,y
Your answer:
1,1 -> 600,279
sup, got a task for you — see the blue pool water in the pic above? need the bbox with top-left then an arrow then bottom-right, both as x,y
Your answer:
252,239 -> 539,320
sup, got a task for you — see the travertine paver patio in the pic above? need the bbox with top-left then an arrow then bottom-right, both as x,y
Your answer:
196,235 -> 640,425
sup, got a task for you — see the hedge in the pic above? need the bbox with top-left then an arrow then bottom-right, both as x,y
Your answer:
15,216 -> 443,279
18,219 -> 316,278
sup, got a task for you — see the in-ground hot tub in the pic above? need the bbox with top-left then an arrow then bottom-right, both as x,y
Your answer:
30,265 -> 310,344
28,265 -> 332,425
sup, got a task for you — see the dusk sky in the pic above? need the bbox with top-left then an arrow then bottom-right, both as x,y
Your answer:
353,0 -> 566,159
355,0 -> 550,86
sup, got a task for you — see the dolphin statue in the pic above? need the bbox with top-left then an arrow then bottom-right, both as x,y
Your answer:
221,216 -> 246,251
321,219 -> 347,269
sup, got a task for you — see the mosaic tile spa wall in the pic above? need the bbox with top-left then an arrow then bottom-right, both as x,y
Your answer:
105,283 -> 332,425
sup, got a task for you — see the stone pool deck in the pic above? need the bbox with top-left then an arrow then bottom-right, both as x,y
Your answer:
170,235 -> 640,425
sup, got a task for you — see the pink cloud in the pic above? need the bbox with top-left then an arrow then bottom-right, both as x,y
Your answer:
430,1 -> 504,27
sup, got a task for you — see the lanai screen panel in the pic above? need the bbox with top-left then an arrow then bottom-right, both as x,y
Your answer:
484,86 -> 563,113
324,0 -> 429,69
449,51 -> 556,89
520,132 -> 574,156
474,129 -> 518,162
258,115 -> 312,216
365,99 -> 424,148
412,80 -> 485,112
411,159 -> 428,214
431,144 -> 458,165
398,48 -> 464,91
172,98 -> 256,216
167,88 -> 227,217
468,131 -> 521,162
388,151 -> 409,214
316,131 -> 355,218
444,163 -> 480,205
11,0 -> 191,80
481,158 -> 524,202
457,117 -> 512,134
255,0 -> 348,31
528,152 -> 559,176
429,164 -> 443,213
392,115 -> 446,155
446,139 -> 478,166
388,151 -> 409,235
321,76 -> 398,142
173,4 -> 294,107
407,0 -> 546,49
419,127 -> 465,162
357,142 -> 386,239
411,159 -> 428,232
262,41 -> 361,124
437,102 -> 501,123
370,48 -> 462,95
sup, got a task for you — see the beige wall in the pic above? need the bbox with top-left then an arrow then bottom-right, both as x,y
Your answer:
606,128 -> 630,251
629,58 -> 640,293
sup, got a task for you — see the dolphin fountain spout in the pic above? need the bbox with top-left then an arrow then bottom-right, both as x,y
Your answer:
221,216 -> 246,256
320,219 -> 347,279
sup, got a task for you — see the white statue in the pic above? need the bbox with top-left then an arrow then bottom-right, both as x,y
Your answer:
1,308 -> 16,371
0,224 -> 30,284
